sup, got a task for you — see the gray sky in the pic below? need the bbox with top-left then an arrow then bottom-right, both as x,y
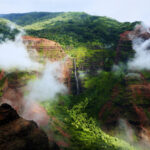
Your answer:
0,0 -> 150,24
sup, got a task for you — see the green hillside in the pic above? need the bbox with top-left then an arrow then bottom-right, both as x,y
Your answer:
23,12 -> 138,47
0,12 -> 139,47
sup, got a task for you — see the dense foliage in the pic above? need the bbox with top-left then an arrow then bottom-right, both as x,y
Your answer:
0,12 -> 137,48
43,96 -> 135,150
22,12 -> 138,47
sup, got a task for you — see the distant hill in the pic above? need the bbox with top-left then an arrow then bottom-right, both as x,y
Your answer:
0,12 -> 64,26
0,12 -> 140,47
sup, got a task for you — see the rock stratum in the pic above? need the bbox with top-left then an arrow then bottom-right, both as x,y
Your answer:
22,35 -> 72,88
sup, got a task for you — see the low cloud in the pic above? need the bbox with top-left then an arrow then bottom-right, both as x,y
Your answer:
25,61 -> 67,101
128,38 -> 150,70
0,33 -> 42,71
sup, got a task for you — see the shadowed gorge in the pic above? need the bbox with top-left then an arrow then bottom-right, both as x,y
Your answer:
0,103 -> 53,150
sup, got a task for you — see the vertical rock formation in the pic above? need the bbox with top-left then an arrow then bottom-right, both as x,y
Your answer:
115,31 -> 133,64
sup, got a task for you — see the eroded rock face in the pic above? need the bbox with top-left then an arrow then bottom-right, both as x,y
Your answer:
22,35 -> 72,90
0,103 -> 51,150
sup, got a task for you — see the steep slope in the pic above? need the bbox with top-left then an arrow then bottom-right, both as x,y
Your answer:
97,28 -> 150,146
22,35 -> 72,88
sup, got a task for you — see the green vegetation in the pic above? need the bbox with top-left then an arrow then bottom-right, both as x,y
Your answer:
0,12 -> 137,48
22,12 -> 138,47
0,12 -> 147,150
43,97 -> 135,150
66,47 -> 115,72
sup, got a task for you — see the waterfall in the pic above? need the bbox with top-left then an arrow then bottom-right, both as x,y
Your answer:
74,58 -> 79,95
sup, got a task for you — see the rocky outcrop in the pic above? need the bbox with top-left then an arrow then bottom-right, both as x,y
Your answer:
23,36 -> 65,61
23,36 -> 72,90
0,103 -> 52,150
